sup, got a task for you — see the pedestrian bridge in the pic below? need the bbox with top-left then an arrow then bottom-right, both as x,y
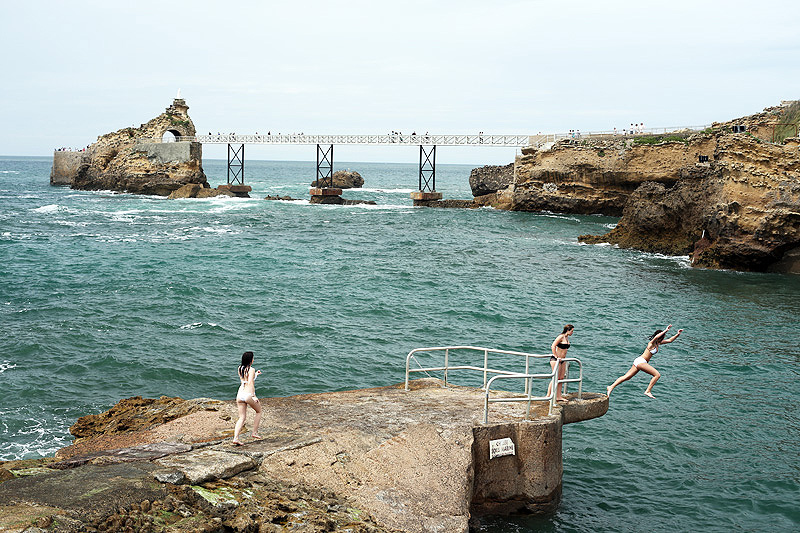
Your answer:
176,133 -> 535,147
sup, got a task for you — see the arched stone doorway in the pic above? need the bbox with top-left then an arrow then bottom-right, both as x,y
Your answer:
161,129 -> 182,142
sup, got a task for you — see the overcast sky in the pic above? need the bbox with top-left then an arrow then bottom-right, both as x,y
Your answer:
1,0 -> 798,164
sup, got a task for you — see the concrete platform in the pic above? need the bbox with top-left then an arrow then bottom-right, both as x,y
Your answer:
0,379 -> 607,533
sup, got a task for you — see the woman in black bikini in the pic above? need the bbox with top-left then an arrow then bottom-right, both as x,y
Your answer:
548,324 -> 574,402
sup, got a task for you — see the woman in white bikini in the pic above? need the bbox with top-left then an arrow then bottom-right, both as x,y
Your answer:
607,324 -> 682,399
233,351 -> 262,445
548,324 -> 574,402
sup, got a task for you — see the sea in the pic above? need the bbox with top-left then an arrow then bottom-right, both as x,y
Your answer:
1,155 -> 798,532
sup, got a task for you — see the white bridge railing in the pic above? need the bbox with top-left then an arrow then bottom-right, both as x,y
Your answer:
404,345 -> 582,423
177,134 -> 533,147
147,124 -> 713,149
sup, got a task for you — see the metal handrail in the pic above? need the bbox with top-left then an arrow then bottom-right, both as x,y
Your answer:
404,345 -> 583,422
137,125 -> 713,148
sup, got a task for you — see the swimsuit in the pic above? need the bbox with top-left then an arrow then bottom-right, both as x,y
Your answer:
552,342 -> 570,362
236,367 -> 257,403
634,345 -> 657,369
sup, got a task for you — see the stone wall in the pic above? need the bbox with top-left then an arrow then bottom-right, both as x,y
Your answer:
133,141 -> 202,165
50,151 -> 86,186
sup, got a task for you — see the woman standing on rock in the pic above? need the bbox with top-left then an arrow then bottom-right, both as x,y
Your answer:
548,324 -> 574,402
607,324 -> 682,399
233,351 -> 262,445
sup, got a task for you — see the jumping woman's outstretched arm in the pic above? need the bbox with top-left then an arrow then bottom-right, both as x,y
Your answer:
659,328 -> 683,344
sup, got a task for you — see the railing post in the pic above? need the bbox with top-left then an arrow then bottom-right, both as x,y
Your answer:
525,377 -> 532,419
405,352 -> 411,391
483,392 -> 489,424
483,348 -> 489,389
524,355 -> 530,395
444,348 -> 449,387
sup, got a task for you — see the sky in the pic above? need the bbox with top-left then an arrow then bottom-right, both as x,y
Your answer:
1,0 -> 799,164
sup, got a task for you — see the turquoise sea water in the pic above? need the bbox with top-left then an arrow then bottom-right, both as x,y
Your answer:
1,155 -> 799,532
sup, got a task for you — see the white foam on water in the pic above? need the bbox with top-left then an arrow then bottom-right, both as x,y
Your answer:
356,187 -> 415,194
180,322 -> 221,330
604,223 -> 618,229
537,212 -> 581,223
30,204 -> 61,213
0,170 -> 20,174
0,361 -> 16,374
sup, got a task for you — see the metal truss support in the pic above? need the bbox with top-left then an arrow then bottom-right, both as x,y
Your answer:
419,145 -> 436,192
227,144 -> 245,185
316,144 -> 334,188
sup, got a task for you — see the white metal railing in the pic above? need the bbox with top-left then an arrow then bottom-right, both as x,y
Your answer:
404,345 -> 582,422
176,134 -> 532,147
139,125 -> 713,148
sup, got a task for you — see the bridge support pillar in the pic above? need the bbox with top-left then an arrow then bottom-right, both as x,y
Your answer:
223,143 -> 251,197
310,144 -> 342,203
411,145 -> 443,206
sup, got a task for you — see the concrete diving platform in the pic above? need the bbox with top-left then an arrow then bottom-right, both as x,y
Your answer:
229,378 -> 605,531
0,380 -> 607,533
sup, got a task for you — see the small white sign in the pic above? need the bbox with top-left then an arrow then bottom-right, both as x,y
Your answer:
489,437 -> 515,459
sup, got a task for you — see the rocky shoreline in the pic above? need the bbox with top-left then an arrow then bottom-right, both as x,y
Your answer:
0,381 -> 607,533
470,101 -> 800,273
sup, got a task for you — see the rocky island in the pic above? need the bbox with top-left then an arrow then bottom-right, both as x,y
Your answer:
50,97 -> 228,197
470,101 -> 800,273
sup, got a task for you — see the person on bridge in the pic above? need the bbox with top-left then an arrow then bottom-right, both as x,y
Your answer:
548,324 -> 574,402
233,351 -> 262,445
607,324 -> 683,399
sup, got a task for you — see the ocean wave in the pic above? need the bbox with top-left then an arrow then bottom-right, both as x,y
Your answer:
0,170 -> 20,174
30,204 -> 62,214
180,322 -> 223,330
0,361 -> 16,373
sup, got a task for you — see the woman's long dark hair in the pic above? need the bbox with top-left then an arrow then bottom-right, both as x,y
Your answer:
238,351 -> 254,380
562,324 -> 574,334
649,330 -> 664,342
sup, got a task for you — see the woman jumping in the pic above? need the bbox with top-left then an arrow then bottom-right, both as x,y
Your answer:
607,324 -> 682,399
233,351 -> 262,445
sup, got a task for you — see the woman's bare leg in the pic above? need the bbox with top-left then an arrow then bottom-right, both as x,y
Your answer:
557,361 -> 568,400
246,397 -> 262,437
637,361 -> 661,398
547,360 -> 566,401
233,401 -> 248,444
607,365 -> 639,396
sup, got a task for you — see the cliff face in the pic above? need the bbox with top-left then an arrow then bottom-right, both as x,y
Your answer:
473,102 -> 800,273
67,98 -> 208,196
504,134 -> 717,216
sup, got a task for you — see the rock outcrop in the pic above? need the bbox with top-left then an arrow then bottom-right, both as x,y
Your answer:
579,133 -> 800,272
167,183 -> 236,199
311,169 -> 364,189
475,101 -> 800,273
61,98 -> 208,196
469,163 -> 514,197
